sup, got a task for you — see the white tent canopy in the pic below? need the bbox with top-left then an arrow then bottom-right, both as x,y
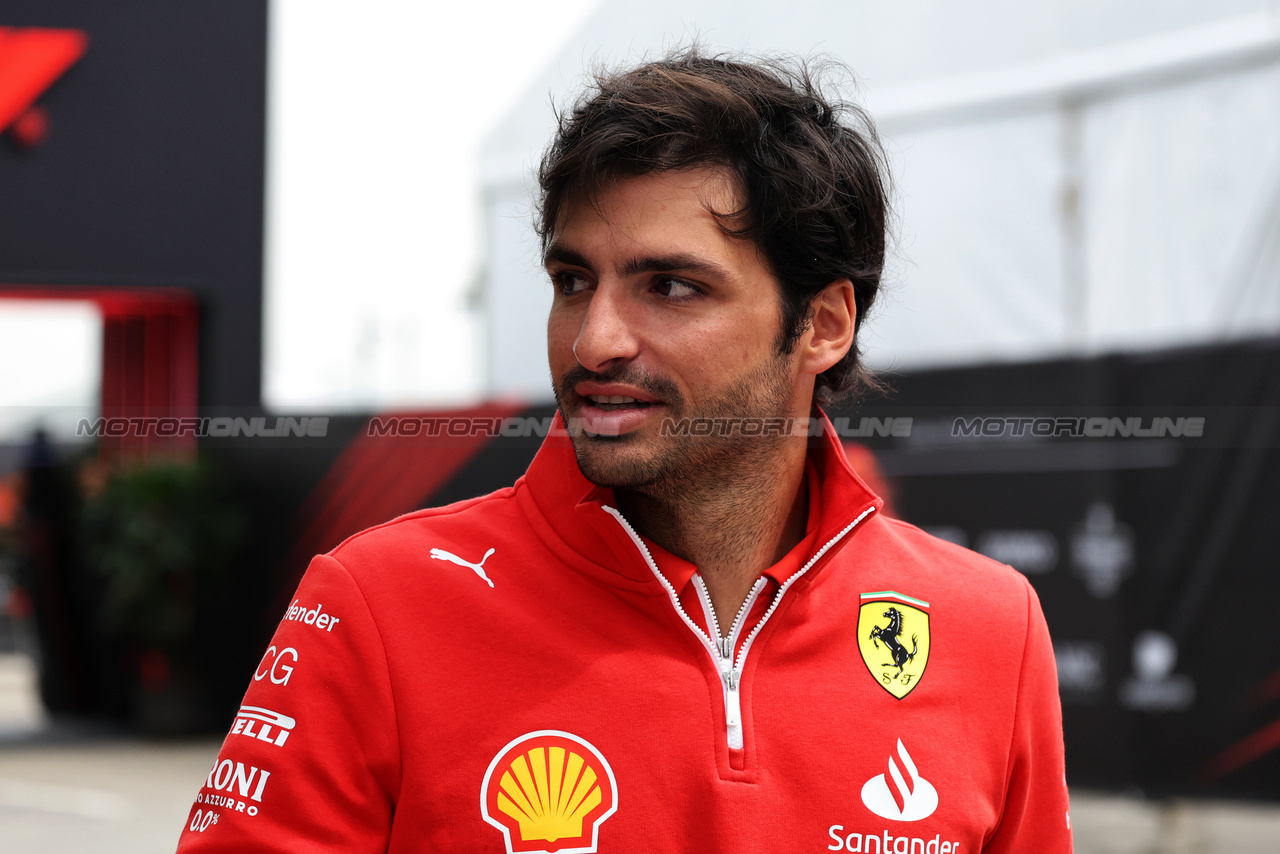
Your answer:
478,0 -> 1280,400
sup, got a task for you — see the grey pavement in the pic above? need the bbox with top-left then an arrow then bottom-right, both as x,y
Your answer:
0,653 -> 219,853
2,654 -> 1278,853
0,736 -> 219,853
1069,791 -> 1280,854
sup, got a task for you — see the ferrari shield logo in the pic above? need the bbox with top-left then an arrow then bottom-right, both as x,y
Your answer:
858,591 -> 931,699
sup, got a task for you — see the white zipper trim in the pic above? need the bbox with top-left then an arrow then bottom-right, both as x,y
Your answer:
734,505 -> 878,670
601,505 -> 721,664
602,503 -> 753,748
692,575 -> 725,642
602,503 -> 877,751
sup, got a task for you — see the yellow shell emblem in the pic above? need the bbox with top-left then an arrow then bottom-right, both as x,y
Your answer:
481,731 -> 617,854
857,591 -> 931,699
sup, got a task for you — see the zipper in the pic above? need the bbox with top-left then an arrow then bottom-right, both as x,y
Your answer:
602,503 -> 877,751
694,574 -> 765,748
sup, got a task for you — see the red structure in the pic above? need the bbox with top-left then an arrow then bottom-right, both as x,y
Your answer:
0,286 -> 199,457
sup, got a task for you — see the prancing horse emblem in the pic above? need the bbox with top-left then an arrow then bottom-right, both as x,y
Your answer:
869,607 -> 918,674
429,547 -> 496,588
857,591 -> 931,700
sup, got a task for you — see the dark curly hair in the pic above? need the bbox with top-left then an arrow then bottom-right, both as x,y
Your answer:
537,48 -> 890,403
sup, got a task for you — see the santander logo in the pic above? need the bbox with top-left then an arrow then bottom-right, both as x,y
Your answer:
861,739 -> 939,822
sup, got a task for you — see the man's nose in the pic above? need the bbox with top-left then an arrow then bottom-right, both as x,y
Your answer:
573,286 -> 639,372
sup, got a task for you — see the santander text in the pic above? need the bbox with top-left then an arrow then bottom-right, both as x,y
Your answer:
828,826 -> 958,853
284,600 -> 340,631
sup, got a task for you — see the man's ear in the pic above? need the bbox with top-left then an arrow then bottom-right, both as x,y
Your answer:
800,279 -> 856,376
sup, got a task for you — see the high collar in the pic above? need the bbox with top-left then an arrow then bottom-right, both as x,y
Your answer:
517,410 -> 883,585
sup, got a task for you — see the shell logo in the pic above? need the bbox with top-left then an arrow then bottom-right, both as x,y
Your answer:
481,730 -> 618,854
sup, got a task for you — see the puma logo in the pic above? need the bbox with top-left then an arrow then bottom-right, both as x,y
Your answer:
429,547 -> 496,588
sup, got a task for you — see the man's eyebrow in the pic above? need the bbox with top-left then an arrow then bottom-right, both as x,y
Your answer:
619,254 -> 734,281
544,245 -> 733,282
543,245 -> 590,270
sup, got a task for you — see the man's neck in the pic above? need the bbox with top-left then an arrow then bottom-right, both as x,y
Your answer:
615,439 -> 810,637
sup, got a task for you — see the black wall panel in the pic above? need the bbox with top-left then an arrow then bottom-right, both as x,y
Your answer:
0,0 -> 266,406
828,338 -> 1280,798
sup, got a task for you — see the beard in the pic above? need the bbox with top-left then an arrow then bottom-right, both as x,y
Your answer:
553,354 -> 798,502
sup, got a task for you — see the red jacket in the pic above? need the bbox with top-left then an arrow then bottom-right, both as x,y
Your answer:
178,416 -> 1070,853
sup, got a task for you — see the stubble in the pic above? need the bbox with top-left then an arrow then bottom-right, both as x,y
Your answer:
554,354 -> 797,503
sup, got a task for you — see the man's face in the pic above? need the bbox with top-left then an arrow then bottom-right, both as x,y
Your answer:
546,167 -> 812,494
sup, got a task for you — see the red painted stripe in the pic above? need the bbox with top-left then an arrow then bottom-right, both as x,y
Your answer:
279,402 -> 527,591
1246,668 -> 1280,710
1202,717 -> 1280,782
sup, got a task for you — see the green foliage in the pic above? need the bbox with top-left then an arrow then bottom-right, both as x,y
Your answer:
80,459 -> 247,648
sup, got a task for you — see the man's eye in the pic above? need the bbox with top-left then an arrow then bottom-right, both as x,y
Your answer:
654,277 -> 700,300
552,271 -> 591,295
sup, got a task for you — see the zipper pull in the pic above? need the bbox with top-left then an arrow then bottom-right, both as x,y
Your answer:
724,670 -> 741,728
719,636 -> 734,661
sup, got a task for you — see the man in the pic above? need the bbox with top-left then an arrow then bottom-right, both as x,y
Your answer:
178,51 -> 1070,853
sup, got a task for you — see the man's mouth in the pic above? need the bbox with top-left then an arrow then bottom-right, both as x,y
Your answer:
585,395 -> 655,411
